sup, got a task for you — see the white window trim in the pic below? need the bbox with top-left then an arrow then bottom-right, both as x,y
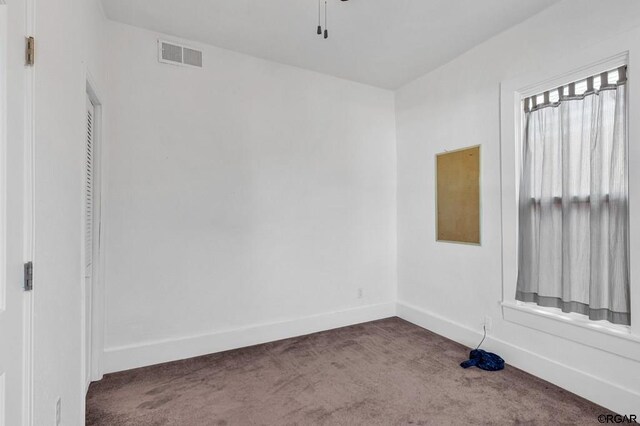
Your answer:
499,35 -> 640,359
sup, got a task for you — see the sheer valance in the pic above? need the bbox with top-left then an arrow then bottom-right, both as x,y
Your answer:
523,66 -> 627,112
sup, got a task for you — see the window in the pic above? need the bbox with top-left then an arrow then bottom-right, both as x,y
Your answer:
516,66 -> 630,325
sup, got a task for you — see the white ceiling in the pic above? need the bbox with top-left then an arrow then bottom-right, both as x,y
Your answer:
101,0 -> 560,89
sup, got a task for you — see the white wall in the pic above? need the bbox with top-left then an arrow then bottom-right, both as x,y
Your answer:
32,0 -> 107,424
395,0 -> 640,414
101,22 -> 397,372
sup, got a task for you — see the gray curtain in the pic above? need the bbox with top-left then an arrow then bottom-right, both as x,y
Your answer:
516,69 -> 630,325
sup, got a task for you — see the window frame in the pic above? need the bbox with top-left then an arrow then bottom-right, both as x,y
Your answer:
500,44 -> 640,361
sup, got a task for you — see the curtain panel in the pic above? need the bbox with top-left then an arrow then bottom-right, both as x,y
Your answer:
516,68 -> 630,325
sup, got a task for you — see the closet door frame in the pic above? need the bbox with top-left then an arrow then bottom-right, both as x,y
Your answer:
83,74 -> 105,389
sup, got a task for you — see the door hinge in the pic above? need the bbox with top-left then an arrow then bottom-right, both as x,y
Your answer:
25,36 -> 35,66
24,261 -> 33,291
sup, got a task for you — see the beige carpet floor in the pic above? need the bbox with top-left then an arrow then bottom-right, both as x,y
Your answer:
86,317 -> 608,425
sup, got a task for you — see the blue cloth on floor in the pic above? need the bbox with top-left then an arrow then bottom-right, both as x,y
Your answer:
460,349 -> 504,371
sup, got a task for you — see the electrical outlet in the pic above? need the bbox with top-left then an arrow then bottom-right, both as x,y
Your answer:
55,397 -> 61,425
357,288 -> 363,299
483,316 -> 492,332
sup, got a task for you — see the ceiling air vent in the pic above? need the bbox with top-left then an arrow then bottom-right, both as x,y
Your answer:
158,40 -> 202,68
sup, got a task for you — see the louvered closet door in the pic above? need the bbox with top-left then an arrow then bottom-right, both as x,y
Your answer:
84,95 -> 95,388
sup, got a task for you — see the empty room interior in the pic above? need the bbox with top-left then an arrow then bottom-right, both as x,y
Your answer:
2,0 -> 640,424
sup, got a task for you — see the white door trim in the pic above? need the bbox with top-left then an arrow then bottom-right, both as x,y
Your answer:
22,0 -> 35,423
0,3 -> 8,425
83,72 -> 105,388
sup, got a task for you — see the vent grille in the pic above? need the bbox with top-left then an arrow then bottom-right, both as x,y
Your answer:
183,47 -> 203,67
158,40 -> 202,68
161,42 -> 182,63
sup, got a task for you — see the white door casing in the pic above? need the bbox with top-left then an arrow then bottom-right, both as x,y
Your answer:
84,78 -> 104,388
0,0 -> 33,425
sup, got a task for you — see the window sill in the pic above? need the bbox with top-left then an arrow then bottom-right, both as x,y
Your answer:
502,301 -> 640,362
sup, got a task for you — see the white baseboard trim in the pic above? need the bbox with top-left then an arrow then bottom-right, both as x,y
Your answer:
103,302 -> 396,374
396,300 -> 640,415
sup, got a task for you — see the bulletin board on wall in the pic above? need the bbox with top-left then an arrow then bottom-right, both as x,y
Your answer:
436,145 -> 481,245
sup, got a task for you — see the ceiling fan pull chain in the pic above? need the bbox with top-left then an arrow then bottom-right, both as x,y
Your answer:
324,0 -> 328,39
315,0 -> 349,40
317,0 -> 322,35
